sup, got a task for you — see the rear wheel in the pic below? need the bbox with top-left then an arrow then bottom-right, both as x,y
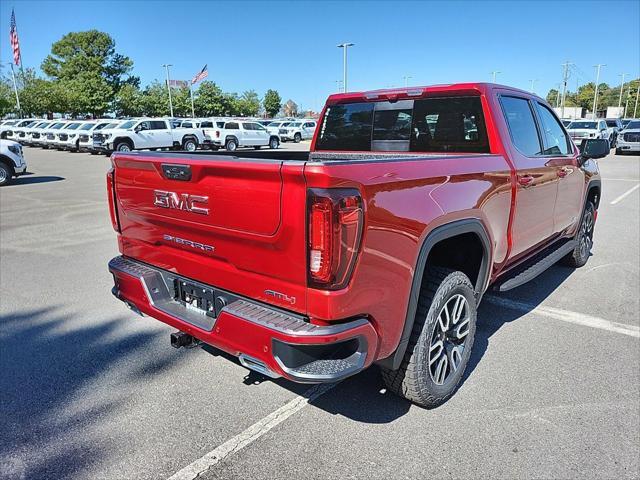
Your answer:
381,267 -> 477,408
294,133 -> 302,143
225,138 -> 238,151
269,137 -> 279,149
182,137 -> 198,152
562,201 -> 595,268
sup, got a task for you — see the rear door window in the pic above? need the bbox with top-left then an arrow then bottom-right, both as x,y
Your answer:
150,120 -> 167,130
500,96 -> 543,156
225,122 -> 239,130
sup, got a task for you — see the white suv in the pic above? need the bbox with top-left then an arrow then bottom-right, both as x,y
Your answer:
219,121 -> 280,151
566,119 -> 612,146
0,139 -> 27,186
279,120 -> 317,143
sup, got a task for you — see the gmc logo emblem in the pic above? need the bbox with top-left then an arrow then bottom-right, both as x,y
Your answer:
153,190 -> 209,215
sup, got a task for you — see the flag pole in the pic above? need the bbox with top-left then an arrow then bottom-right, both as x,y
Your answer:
190,84 -> 195,118
9,63 -> 21,112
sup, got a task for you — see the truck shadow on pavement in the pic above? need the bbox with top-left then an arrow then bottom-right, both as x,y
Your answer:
6,174 -> 65,186
0,306 -> 182,480
204,264 -> 576,424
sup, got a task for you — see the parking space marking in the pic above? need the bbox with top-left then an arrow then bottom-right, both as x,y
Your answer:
610,183 -> 640,205
485,296 -> 639,338
167,382 -> 337,480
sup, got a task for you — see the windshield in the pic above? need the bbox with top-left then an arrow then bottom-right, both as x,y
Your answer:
626,121 -> 640,130
118,120 -> 136,129
290,122 -> 302,127
36,122 -> 49,128
605,120 -> 619,127
51,123 -> 65,129
79,123 -> 94,130
3,121 -> 17,126
18,120 -> 33,127
66,123 -> 82,130
568,122 -> 597,129
267,122 -> 281,127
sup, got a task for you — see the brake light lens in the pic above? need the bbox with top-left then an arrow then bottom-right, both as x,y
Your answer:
106,167 -> 120,232
308,188 -> 363,289
215,131 -> 220,138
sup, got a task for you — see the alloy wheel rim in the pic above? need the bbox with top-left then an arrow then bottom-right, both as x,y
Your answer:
428,294 -> 471,386
186,142 -> 196,152
0,168 -> 7,183
118,144 -> 130,152
579,210 -> 594,259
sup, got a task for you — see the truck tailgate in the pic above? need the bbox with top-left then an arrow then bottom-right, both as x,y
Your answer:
112,153 -> 309,313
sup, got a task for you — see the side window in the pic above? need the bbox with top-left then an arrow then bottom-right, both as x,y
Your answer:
226,122 -> 239,130
534,103 -> 570,155
149,121 -> 167,130
500,96 -> 543,156
254,123 -> 266,131
182,122 -> 193,128
216,122 -> 225,128
200,121 -> 213,128
138,121 -> 151,131
242,123 -> 254,130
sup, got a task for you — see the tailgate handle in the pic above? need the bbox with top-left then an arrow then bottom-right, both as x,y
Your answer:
162,164 -> 192,181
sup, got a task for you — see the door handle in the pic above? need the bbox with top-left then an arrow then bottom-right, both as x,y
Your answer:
518,175 -> 534,187
557,166 -> 571,178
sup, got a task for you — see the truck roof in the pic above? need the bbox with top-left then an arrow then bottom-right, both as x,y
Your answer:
326,82 -> 542,105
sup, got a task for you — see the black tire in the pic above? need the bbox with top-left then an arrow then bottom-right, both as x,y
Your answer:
114,140 -> 133,152
0,162 -> 13,186
225,138 -> 238,151
561,201 -> 595,268
381,267 -> 477,408
615,148 -> 622,155
182,137 -> 198,152
269,137 -> 279,149
293,133 -> 302,143
253,146 -> 261,150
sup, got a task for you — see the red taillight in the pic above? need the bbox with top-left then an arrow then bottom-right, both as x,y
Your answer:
307,188 -> 363,290
106,167 -> 120,232
215,131 -> 220,138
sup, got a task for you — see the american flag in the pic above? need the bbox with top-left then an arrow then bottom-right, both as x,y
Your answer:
9,9 -> 21,66
191,64 -> 208,85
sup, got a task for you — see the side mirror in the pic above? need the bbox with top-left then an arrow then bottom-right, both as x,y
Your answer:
578,138 -> 609,162
135,124 -> 146,132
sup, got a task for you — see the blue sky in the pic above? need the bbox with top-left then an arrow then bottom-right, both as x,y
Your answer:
1,0 -> 638,111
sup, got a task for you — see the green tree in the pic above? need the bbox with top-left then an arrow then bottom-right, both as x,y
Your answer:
236,90 -> 260,116
546,89 -> 560,106
263,89 -> 281,118
141,81 -> 169,117
114,83 -> 145,117
171,86 -> 193,117
193,81 -> 227,116
41,30 -> 134,116
0,77 -> 15,116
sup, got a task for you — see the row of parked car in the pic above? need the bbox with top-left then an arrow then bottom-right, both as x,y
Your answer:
0,116 -> 318,155
561,117 -> 640,154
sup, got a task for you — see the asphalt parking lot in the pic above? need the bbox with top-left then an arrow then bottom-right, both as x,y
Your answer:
1,145 -> 638,480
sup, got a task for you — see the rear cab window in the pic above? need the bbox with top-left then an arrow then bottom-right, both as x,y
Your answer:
315,96 -> 489,153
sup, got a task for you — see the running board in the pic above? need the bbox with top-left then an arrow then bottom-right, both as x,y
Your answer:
495,240 -> 576,292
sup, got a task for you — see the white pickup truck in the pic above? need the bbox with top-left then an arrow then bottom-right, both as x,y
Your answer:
98,118 -> 205,153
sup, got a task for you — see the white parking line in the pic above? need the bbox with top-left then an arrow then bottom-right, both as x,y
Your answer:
610,183 -> 640,205
485,296 -> 639,338
167,382 -> 337,480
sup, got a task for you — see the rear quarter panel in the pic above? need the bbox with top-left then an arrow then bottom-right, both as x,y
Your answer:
304,153 -> 513,360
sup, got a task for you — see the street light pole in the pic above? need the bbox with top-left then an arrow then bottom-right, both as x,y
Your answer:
529,79 -> 538,93
592,64 -> 606,119
403,75 -> 413,87
337,43 -> 354,93
162,63 -> 174,117
634,83 -> 640,118
490,71 -> 500,83
618,73 -> 629,108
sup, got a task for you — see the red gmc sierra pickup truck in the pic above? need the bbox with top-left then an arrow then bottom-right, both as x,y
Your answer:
107,83 -> 608,407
